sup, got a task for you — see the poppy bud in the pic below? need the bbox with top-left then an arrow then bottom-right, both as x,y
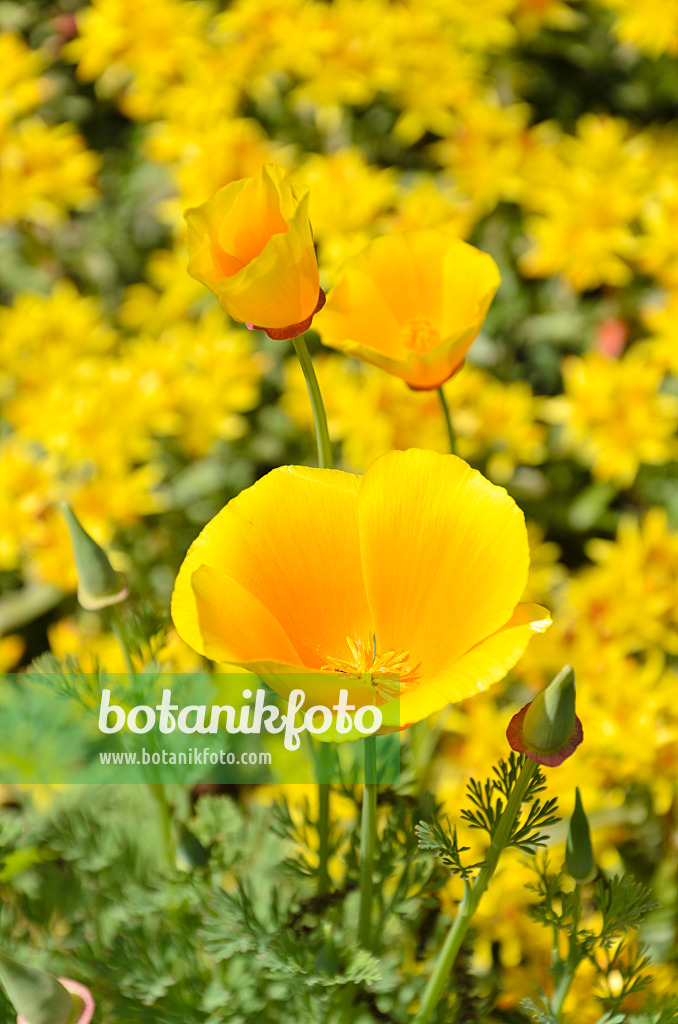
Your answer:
507,665 -> 583,766
0,950 -> 94,1024
176,823 -> 210,870
61,502 -> 128,610
565,788 -> 596,884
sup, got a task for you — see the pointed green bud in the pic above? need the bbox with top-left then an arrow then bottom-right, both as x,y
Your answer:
566,788 -> 596,884
0,951 -> 75,1024
507,665 -> 583,766
176,823 -> 210,870
314,922 -> 340,976
523,665 -> 576,749
61,502 -> 128,610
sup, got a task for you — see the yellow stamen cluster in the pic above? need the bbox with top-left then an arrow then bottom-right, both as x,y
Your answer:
322,635 -> 421,703
400,316 -> 442,354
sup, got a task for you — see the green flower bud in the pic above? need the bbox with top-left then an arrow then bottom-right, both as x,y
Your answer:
0,950 -> 75,1024
61,502 -> 128,610
176,823 -> 210,870
507,665 -> 583,767
566,788 -> 596,884
314,923 -> 340,976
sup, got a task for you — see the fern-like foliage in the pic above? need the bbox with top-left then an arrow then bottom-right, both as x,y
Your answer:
461,753 -> 559,853
414,818 -> 480,881
416,753 -> 560,882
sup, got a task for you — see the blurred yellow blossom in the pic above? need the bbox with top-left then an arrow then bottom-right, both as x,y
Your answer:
67,0 -> 213,117
0,119 -> 99,227
432,99 -> 532,213
0,32 -> 49,126
600,0 -> 678,56
546,351 -> 678,486
520,116 -> 650,290
0,636 -> 25,672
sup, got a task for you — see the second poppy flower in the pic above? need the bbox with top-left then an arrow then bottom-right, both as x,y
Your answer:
316,231 -> 500,390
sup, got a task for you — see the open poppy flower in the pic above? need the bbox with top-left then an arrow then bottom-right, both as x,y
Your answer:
184,164 -> 325,341
315,231 -> 500,390
172,450 -> 550,734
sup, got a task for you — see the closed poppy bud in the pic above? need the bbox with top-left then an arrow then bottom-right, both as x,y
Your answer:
316,231 -> 500,390
0,950 -> 94,1024
507,665 -> 583,766
565,788 -> 596,884
176,823 -> 210,870
184,164 -> 325,341
61,502 -> 128,610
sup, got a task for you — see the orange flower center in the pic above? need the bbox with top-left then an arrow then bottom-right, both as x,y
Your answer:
321,636 -> 421,704
400,316 -> 441,354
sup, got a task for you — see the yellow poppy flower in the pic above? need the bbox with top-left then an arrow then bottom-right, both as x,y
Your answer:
316,231 -> 500,390
184,164 -> 325,341
172,449 -> 549,733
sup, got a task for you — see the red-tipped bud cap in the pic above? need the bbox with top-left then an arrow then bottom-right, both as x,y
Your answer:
507,665 -> 583,767
0,951 -> 94,1024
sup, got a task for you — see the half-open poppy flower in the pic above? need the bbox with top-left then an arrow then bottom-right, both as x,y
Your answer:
172,450 -> 550,734
185,164 -> 325,341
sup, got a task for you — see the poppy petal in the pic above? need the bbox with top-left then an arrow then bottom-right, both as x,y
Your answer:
185,564 -> 302,665
358,449 -> 530,683
171,465 -> 372,671
398,602 -> 551,725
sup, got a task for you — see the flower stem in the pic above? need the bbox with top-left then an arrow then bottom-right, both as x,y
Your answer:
551,884 -> 581,1017
292,333 -> 334,893
149,783 -> 175,868
357,734 -> 378,949
110,607 -> 135,678
415,758 -> 537,1023
437,385 -> 455,454
292,334 -> 333,470
315,739 -> 333,895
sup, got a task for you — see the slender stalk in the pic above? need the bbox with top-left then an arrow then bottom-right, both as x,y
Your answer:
149,783 -> 176,868
357,734 -> 378,949
415,758 -> 537,1023
551,885 -> 581,1017
292,334 -> 333,470
316,740 -> 333,895
317,784 -> 330,894
110,608 -> 135,678
437,385 -> 455,454
291,333 -> 334,891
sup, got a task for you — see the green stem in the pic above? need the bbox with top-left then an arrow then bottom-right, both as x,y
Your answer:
316,740 -> 333,895
551,884 -> 581,1017
110,608 -> 135,678
149,783 -> 175,868
292,333 -> 334,892
317,784 -> 330,894
357,734 -> 378,949
437,386 -> 455,454
292,333 -> 335,888
415,758 -> 537,1023
292,334 -> 333,470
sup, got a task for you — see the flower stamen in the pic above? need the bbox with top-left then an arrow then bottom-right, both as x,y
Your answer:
321,636 -> 421,703
400,315 -> 441,354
